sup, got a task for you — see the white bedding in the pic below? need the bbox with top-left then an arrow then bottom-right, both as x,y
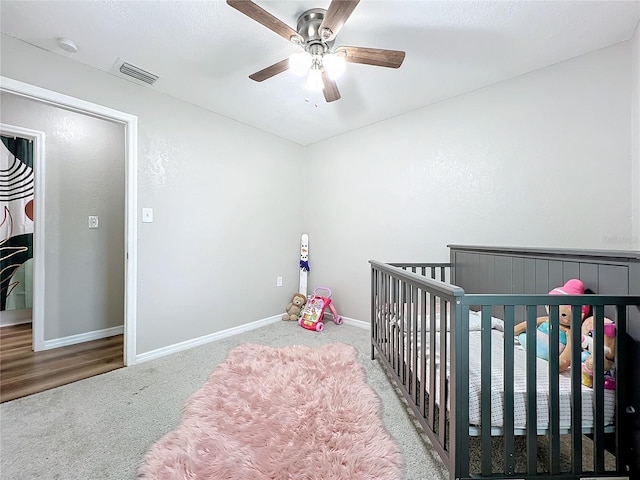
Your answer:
390,310 -> 615,432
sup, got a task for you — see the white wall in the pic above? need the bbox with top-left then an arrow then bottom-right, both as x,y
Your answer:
1,34 -> 305,355
1,32 -> 635,350
632,21 -> 640,247
1,93 -> 125,340
305,42 -> 634,321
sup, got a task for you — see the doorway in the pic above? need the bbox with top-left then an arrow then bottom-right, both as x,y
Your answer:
0,126 -> 43,348
0,76 -> 138,367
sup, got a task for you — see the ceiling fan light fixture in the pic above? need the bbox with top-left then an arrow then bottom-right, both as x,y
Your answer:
227,0 -> 405,103
322,53 -> 346,80
289,52 -> 312,76
305,67 -> 324,91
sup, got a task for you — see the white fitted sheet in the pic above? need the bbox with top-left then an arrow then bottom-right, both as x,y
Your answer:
390,310 -> 615,432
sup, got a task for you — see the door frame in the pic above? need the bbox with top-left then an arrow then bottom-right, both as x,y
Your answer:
0,76 -> 138,366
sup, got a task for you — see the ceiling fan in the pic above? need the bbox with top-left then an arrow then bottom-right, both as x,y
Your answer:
226,0 -> 405,103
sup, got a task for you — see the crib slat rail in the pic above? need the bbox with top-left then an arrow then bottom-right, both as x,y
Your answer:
428,293 -> 437,431
503,305 -> 516,476
370,260 -> 463,471
370,259 -> 639,480
614,305 -> 628,473
420,289 -> 427,420
480,305 -> 492,477
570,307 -> 583,475
525,304 -> 539,475
593,305 -> 606,473
548,305 -> 561,475
439,295 -> 448,447
452,300 -> 470,480
390,262 -> 449,282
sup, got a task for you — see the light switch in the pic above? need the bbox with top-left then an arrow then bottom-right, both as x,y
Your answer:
142,208 -> 154,223
88,215 -> 99,229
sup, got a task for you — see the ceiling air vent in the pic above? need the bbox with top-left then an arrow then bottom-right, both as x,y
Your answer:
118,62 -> 159,85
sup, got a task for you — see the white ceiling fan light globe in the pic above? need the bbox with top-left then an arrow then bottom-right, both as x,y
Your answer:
305,68 -> 324,91
322,53 -> 346,80
289,52 -> 312,76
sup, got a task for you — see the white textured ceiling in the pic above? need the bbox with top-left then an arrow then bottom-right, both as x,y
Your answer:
1,1 -> 639,145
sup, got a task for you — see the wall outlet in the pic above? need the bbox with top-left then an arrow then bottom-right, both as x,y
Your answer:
88,215 -> 99,229
276,276 -> 283,287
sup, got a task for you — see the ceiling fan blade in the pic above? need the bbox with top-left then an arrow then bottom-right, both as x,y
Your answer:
319,0 -> 360,42
227,0 -> 302,44
321,70 -> 341,103
249,59 -> 290,82
335,46 -> 405,68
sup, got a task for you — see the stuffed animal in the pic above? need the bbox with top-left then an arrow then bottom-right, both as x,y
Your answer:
580,316 -> 616,390
514,279 -> 590,372
283,293 -> 307,321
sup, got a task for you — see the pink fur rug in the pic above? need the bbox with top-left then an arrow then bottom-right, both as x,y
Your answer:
138,343 -> 402,479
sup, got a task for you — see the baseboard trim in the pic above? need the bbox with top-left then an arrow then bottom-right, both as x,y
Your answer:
1,318 -> 32,327
134,314 -> 368,364
0,308 -> 32,327
341,316 -> 370,330
43,325 -> 124,350
135,314 -> 282,364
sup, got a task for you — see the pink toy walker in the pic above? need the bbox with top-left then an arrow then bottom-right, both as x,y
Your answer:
298,287 -> 343,332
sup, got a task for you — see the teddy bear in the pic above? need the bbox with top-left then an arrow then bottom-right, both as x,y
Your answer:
580,316 -> 616,390
514,279 -> 590,372
283,293 -> 307,321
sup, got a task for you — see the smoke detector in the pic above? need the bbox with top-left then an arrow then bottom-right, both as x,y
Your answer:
57,38 -> 78,53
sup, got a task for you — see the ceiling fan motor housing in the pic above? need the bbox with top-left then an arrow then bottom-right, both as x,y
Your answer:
296,8 -> 333,54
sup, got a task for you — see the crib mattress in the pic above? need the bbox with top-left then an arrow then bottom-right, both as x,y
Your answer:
395,315 -> 615,432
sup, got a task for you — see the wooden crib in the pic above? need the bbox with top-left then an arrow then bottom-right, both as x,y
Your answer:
370,245 -> 640,480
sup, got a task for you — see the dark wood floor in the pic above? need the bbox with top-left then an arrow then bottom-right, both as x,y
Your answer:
0,324 -> 124,403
